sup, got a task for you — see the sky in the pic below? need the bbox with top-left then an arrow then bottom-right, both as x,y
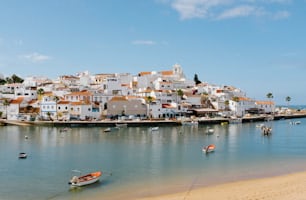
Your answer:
0,0 -> 305,105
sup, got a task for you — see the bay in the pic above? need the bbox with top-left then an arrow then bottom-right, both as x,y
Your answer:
1,118 -> 306,200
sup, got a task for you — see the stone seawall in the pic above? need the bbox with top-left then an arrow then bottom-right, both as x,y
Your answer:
1,114 -> 306,127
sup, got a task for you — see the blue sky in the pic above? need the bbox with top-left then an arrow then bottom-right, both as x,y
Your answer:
0,0 -> 305,105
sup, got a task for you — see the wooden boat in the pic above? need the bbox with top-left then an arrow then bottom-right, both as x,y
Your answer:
19,152 -> 27,159
202,144 -> 215,153
69,171 -> 102,187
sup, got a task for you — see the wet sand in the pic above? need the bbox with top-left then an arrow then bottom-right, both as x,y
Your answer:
137,171 -> 306,200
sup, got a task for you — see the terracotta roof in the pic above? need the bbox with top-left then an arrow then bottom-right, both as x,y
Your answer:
28,99 -> 38,105
109,96 -> 128,102
139,72 -> 152,76
58,100 -> 70,105
256,101 -> 275,105
70,101 -> 91,105
10,97 -> 24,104
161,70 -> 173,76
238,97 -> 252,101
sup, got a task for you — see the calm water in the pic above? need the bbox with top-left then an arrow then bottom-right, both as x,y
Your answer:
1,118 -> 306,200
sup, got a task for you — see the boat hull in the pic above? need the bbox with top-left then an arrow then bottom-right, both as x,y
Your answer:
70,171 -> 102,187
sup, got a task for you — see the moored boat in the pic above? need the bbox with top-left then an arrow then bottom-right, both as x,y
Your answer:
115,123 -> 128,128
202,144 -> 215,153
104,128 -> 111,132
69,171 -> 102,187
19,152 -> 27,159
151,127 -> 159,131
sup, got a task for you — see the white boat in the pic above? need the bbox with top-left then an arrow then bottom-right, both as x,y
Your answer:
229,118 -> 242,124
103,128 -> 111,132
151,127 -> 159,131
206,128 -> 214,134
115,123 -> 128,128
19,152 -> 27,159
182,121 -> 198,126
69,171 -> 102,187
202,144 -> 215,153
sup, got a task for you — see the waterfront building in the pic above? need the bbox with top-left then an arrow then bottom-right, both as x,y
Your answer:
255,101 -> 275,114
107,96 -> 147,119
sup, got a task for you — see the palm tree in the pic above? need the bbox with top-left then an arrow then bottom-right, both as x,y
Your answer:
177,89 -> 184,100
266,93 -> 273,100
266,93 -> 274,114
146,96 -> 153,119
285,96 -> 291,108
37,88 -> 44,100
53,96 -> 60,120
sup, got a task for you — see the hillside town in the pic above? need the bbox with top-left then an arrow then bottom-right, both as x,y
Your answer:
0,64 -> 276,123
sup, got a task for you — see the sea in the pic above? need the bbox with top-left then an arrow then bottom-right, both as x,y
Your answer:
1,116 -> 306,200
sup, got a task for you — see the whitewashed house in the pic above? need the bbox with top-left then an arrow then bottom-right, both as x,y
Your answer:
40,94 -> 57,120
229,97 -> 256,117
255,101 -> 275,114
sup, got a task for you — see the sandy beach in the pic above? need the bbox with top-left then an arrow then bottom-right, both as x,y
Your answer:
138,171 -> 306,200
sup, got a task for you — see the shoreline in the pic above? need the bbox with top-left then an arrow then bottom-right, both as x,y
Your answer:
1,113 -> 306,127
136,170 -> 306,200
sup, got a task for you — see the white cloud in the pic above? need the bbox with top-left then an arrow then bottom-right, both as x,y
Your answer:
132,40 -> 156,45
21,52 -> 51,63
171,0 -> 231,19
217,5 -> 265,19
168,0 -> 292,20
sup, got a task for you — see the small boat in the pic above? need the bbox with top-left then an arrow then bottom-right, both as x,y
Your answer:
206,128 -> 214,134
151,127 -> 159,131
19,152 -> 27,159
261,126 -> 272,135
202,144 -> 215,153
290,121 -> 301,125
103,128 -> 111,132
115,123 -> 128,128
69,171 -> 102,187
182,121 -> 198,126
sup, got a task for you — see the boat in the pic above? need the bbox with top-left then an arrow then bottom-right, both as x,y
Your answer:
69,171 -> 102,187
229,118 -> 242,124
261,126 -> 272,135
103,128 -> 111,132
290,121 -> 301,125
115,123 -> 128,128
202,144 -> 215,153
206,128 -> 214,134
19,152 -> 27,159
151,127 -> 159,131
182,121 -> 198,126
